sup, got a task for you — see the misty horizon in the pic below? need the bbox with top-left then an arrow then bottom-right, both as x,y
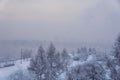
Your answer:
0,0 -> 120,44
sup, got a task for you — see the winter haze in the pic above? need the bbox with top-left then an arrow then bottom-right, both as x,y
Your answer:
0,0 -> 120,57
1,0 -> 120,80
0,0 -> 120,43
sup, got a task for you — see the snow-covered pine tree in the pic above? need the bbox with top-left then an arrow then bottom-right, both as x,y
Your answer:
46,43 -> 61,80
105,56 -> 118,80
67,62 -> 105,80
61,48 -> 70,71
28,45 -> 48,80
77,48 -> 81,54
54,52 -> 63,73
114,34 -> 120,65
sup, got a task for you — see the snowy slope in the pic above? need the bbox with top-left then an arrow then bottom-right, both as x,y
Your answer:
0,60 -> 30,80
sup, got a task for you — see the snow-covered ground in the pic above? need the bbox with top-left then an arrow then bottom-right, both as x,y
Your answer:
0,55 -> 92,80
0,60 -> 30,80
0,54 -> 114,80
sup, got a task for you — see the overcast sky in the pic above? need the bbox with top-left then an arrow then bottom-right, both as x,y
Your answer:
0,0 -> 120,44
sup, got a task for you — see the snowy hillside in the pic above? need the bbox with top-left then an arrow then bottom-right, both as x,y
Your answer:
0,60 -> 30,80
0,53 -> 116,80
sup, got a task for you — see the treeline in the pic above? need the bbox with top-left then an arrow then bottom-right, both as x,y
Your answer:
27,43 -> 104,80
8,34 -> 120,80
28,43 -> 70,80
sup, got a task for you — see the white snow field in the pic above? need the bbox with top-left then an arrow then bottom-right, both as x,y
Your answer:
0,60 -> 30,80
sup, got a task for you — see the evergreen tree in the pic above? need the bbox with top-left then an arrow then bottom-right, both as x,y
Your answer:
61,48 -> 70,71
47,43 -> 61,80
114,34 -> 120,64
61,48 -> 70,61
28,45 -> 47,80
67,62 -> 105,80
105,57 -> 118,80
77,48 -> 81,54
47,43 -> 56,67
